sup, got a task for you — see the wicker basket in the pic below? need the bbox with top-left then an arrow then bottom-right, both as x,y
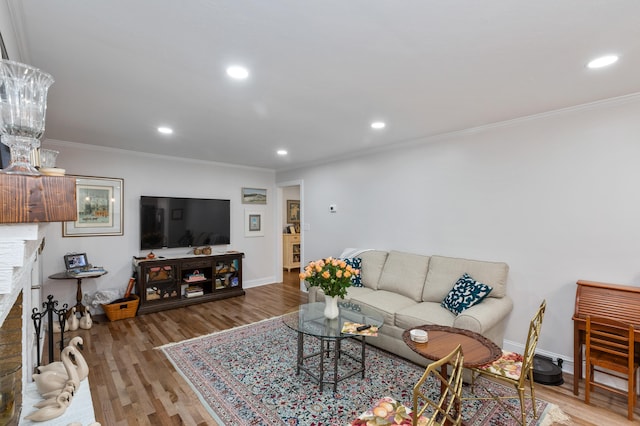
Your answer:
103,295 -> 139,321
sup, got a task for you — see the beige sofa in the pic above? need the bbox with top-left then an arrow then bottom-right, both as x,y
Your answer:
306,250 -> 513,366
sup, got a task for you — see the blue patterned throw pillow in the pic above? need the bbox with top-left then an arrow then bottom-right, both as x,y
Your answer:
341,257 -> 363,287
441,273 -> 493,315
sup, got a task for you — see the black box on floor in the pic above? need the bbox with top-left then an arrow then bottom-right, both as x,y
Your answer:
533,354 -> 564,385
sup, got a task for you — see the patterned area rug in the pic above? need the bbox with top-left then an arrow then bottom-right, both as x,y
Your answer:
159,315 -> 561,426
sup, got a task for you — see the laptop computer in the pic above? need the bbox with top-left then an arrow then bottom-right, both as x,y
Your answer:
64,253 -> 105,277
64,253 -> 91,272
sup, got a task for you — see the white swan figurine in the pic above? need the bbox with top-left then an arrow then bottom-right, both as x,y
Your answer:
68,308 -> 80,331
33,346 -> 80,396
36,337 -> 88,381
79,309 -> 92,329
37,336 -> 84,372
36,382 -> 75,405
24,390 -> 72,421
52,312 -> 70,333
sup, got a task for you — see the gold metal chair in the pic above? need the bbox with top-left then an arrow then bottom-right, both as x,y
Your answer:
412,344 -> 464,426
470,299 -> 546,425
585,315 -> 638,420
350,345 -> 464,426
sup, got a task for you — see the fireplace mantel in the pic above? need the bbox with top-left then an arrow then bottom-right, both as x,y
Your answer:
0,174 -> 76,223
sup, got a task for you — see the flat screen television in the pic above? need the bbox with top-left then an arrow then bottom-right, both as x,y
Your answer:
140,196 -> 230,250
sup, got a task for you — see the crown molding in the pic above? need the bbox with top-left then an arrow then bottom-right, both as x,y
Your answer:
43,138 -> 276,174
5,0 -> 31,63
279,91 -> 640,174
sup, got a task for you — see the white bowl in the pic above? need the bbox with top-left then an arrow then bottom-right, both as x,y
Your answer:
410,329 -> 428,342
40,167 -> 66,176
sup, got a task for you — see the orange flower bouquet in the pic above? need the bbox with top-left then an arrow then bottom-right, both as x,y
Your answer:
299,257 -> 359,298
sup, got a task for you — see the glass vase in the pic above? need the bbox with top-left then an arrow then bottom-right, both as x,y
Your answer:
1,135 -> 40,174
0,59 -> 55,174
0,361 -> 20,424
39,148 -> 59,168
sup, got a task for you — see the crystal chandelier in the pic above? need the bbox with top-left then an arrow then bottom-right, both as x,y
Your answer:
0,60 -> 54,175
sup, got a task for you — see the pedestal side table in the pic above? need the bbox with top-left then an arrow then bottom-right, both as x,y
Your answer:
49,270 -> 108,317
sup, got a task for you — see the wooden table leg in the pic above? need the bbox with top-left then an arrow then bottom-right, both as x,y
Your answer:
66,277 -> 88,318
438,364 -> 460,426
573,325 -> 582,395
440,364 -> 447,395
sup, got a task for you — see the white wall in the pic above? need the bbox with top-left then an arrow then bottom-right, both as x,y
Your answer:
277,94 -> 640,364
38,141 -> 277,314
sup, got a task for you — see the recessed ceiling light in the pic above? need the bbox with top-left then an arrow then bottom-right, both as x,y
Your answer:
587,55 -> 619,69
277,149 -> 288,156
226,65 -> 249,80
371,121 -> 386,129
157,126 -> 173,134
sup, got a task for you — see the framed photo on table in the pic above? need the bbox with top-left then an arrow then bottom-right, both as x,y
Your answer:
63,176 -> 124,237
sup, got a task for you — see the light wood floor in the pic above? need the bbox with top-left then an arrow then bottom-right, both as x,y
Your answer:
39,271 -> 637,425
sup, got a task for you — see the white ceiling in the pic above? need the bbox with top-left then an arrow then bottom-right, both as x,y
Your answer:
9,0 -> 640,170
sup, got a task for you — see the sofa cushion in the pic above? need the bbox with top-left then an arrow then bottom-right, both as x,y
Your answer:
359,250 -> 389,290
476,350 -> 523,380
344,286 -> 375,300
351,290 -> 417,327
395,302 -> 456,330
441,273 -> 493,315
341,257 -> 362,287
422,255 -> 509,302
453,297 -> 513,337
377,251 -> 430,302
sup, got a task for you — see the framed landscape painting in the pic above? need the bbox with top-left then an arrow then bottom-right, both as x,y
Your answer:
241,188 -> 267,204
63,176 -> 124,237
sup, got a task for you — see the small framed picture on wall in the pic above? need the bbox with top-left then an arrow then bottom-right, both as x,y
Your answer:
245,210 -> 264,237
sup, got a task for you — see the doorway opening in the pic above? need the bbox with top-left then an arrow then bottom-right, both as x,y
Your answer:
278,180 -> 303,290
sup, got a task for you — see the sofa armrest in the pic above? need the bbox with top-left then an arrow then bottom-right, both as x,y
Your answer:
453,296 -> 513,335
306,284 -> 321,302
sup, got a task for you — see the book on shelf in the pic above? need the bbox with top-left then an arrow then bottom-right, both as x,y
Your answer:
69,267 -> 106,277
184,285 -> 204,297
184,270 -> 206,282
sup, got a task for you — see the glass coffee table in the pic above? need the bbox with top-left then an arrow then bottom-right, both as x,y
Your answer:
283,301 -> 384,392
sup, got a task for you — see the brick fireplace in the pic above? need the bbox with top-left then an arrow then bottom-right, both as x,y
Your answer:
0,223 -> 43,423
